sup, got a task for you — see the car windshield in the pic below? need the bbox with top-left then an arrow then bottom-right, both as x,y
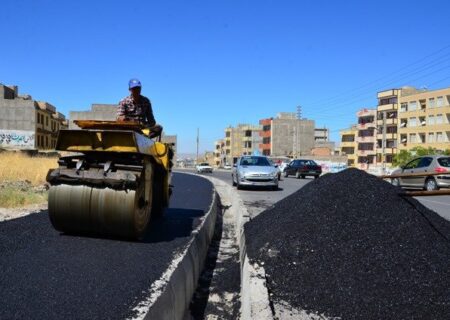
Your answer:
240,156 -> 270,166
438,157 -> 450,168
199,163 -> 209,166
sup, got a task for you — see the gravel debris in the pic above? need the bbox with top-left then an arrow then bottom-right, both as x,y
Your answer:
245,168 -> 450,319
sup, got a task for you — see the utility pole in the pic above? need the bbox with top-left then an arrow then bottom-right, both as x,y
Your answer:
296,105 -> 302,119
196,128 -> 199,165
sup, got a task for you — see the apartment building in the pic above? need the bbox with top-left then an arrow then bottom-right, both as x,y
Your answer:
259,112 -> 315,157
213,139 -> 226,167
0,84 -> 67,150
376,89 -> 402,167
339,125 -> 357,166
355,108 -> 377,169
224,124 -> 261,165
398,86 -> 450,151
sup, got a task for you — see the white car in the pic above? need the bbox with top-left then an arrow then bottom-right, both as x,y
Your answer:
232,155 -> 279,190
196,162 -> 213,173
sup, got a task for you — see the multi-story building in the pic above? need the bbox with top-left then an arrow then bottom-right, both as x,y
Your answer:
398,86 -> 450,152
376,89 -> 401,167
355,108 -> 377,169
213,139 -> 226,167
259,112 -> 315,157
339,125 -> 357,166
0,84 -> 67,150
224,124 -> 261,165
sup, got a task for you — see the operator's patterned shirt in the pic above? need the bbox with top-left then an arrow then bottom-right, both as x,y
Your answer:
117,95 -> 156,126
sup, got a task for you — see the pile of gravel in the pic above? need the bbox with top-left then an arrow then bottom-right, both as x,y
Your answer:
245,168 -> 450,319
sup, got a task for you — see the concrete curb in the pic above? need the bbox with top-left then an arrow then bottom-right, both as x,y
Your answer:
200,175 -> 273,320
131,175 -> 219,320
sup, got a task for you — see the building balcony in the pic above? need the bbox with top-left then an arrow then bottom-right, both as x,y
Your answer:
376,148 -> 397,154
357,149 -> 377,156
376,133 -> 397,140
377,89 -> 398,99
377,103 -> 397,112
357,122 -> 376,130
355,136 -> 376,143
340,141 -> 356,148
376,118 -> 397,126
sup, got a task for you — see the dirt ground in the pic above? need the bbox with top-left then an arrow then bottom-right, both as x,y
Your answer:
0,202 -> 47,222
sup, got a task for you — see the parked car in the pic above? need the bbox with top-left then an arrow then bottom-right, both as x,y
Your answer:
223,164 -> 232,170
284,159 -> 322,179
390,155 -> 450,190
232,155 -> 279,190
196,162 -> 213,173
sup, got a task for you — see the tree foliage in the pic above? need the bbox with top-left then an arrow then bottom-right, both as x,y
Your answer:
392,147 -> 450,167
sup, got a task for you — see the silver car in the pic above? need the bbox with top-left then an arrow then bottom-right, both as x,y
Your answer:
391,155 -> 450,190
232,155 -> 279,190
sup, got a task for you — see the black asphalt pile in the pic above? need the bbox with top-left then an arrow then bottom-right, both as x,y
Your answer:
245,168 -> 450,319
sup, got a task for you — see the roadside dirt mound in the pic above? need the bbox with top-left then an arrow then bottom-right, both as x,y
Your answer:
245,168 -> 450,319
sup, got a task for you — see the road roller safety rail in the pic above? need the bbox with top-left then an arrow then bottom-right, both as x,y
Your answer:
46,120 -> 173,240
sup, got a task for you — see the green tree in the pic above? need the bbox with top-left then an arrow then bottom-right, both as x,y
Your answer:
392,146 -> 448,167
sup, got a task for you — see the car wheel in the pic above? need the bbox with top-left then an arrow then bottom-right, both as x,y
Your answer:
272,184 -> 278,191
236,180 -> 242,190
391,178 -> 400,187
231,174 -> 236,186
314,175 -> 319,179
425,178 -> 438,191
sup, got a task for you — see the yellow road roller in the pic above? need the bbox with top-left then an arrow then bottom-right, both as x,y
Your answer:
46,120 -> 173,239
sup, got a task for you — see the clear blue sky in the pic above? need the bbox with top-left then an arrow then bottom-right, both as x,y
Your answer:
1,0 -> 450,154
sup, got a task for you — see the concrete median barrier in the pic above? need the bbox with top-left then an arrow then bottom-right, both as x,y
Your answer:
131,185 -> 219,320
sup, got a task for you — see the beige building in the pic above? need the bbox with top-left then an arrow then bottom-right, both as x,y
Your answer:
398,86 -> 450,152
0,84 -> 67,151
339,125 -> 358,166
213,139 -> 226,167
224,124 -> 261,165
376,89 -> 401,167
355,108 -> 377,170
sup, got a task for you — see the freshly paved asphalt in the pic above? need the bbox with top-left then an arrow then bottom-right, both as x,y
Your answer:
0,172 -> 213,320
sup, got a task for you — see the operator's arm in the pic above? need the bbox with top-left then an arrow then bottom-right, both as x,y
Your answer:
144,98 -> 156,127
117,99 -> 127,120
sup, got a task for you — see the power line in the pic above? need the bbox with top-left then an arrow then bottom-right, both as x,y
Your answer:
305,43 -> 450,107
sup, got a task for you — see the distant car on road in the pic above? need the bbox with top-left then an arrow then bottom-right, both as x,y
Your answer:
196,162 -> 213,173
232,155 -> 279,190
223,164 -> 232,170
284,159 -> 322,179
390,155 -> 450,190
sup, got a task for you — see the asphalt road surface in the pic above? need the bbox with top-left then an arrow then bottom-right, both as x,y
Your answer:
0,172 -> 213,320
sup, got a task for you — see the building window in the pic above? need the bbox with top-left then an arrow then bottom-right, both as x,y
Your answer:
244,130 -> 252,137
436,114 -> 443,124
244,141 -> 252,148
408,118 -> 417,127
428,98 -> 435,108
408,101 -> 417,111
428,133 -> 435,143
263,125 -> 271,131
436,132 -> 443,142
226,131 -> 230,137
400,103 -> 408,112
226,140 -> 230,146
409,133 -> 417,143
436,96 -> 444,107
262,137 -> 271,144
